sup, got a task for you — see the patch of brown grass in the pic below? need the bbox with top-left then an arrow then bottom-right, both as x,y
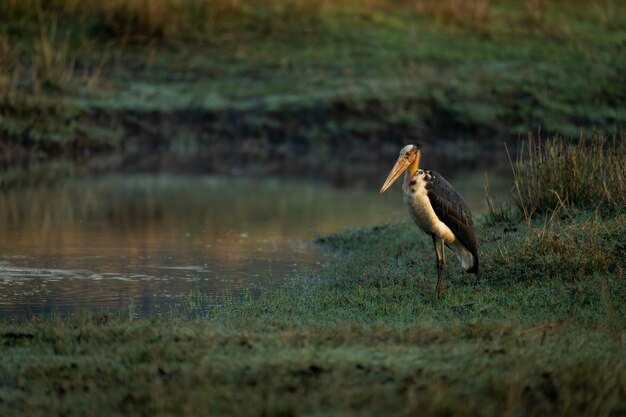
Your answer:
31,23 -> 75,91
1,0 -> 619,43
413,0 -> 493,30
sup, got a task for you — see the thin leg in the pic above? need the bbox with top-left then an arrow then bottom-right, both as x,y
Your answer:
435,238 -> 446,298
432,236 -> 445,297
432,235 -> 440,279
440,239 -> 446,264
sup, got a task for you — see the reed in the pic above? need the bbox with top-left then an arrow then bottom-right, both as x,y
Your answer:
31,22 -> 75,91
511,134 -> 625,219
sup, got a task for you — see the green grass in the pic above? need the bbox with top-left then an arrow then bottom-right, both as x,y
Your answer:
0,9 -> 625,414
2,137 -> 624,416
1,0 -> 625,181
1,209 -> 624,417
2,138 -> 625,416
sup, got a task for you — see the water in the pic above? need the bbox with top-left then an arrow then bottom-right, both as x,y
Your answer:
0,149 -> 511,318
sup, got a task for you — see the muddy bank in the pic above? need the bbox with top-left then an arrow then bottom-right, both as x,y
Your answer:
1,95 -> 520,187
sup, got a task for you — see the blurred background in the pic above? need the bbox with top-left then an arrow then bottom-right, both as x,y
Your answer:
0,0 -> 624,316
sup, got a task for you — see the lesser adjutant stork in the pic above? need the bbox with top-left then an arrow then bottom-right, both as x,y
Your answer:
380,144 -> 478,297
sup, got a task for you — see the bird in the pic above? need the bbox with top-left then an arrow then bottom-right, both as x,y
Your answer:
379,144 -> 478,297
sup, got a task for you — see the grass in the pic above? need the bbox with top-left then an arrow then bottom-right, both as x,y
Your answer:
1,0 -> 623,41
0,0 -> 625,185
0,212 -> 623,417
1,312 -> 624,416
0,137 -> 625,416
510,134 -> 626,219
0,0 -> 559,41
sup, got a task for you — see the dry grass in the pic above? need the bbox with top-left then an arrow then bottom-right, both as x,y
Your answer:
484,173 -> 515,225
1,0 -> 328,41
31,23 -> 75,91
1,0 -> 620,42
0,21 -> 105,101
0,34 -> 20,97
510,135 -> 626,219
414,0 -> 493,30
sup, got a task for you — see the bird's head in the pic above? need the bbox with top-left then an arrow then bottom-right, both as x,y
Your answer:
379,144 -> 421,193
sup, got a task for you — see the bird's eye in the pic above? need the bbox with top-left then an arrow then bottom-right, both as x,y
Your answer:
405,152 -> 410,157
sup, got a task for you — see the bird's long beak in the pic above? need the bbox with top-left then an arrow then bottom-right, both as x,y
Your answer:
379,156 -> 411,193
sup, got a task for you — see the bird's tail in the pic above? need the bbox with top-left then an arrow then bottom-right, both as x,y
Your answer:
466,253 -> 479,274
451,241 -> 479,274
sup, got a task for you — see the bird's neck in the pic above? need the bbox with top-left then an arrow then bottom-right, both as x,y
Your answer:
403,153 -> 420,187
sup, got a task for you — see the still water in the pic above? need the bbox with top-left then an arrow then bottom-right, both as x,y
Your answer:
0,152 -> 510,318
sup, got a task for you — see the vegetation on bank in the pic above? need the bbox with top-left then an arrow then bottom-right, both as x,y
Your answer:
1,0 -> 625,183
3,0 -> 623,42
1,138 -> 624,416
511,135 -> 626,217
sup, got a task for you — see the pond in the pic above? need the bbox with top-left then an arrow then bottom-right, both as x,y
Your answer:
0,143 -> 512,318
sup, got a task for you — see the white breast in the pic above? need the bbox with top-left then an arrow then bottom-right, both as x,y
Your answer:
402,171 -> 456,244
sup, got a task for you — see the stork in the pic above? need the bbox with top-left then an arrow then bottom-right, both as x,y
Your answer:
379,144 -> 478,297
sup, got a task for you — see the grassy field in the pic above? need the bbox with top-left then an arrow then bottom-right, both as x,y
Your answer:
1,0 -> 624,412
0,137 -> 624,416
1,0 -> 625,186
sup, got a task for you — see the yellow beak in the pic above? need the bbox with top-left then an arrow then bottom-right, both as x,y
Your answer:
379,156 -> 411,193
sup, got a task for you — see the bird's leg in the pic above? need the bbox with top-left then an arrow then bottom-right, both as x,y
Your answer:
432,235 -> 440,280
436,238 -> 446,298
440,239 -> 446,264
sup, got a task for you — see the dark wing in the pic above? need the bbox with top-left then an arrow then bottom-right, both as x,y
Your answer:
424,170 -> 478,272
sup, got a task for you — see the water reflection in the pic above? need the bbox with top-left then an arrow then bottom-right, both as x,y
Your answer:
0,176 -> 408,317
0,162 -> 510,318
